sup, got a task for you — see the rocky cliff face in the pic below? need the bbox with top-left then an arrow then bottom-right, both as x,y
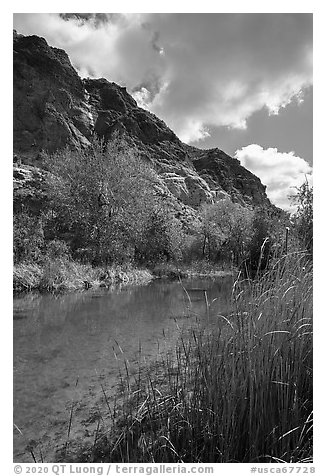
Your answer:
13,31 -> 271,211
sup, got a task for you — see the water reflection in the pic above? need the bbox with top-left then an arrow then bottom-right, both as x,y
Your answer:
13,276 -> 233,462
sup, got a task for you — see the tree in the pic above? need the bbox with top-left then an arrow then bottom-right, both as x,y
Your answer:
199,199 -> 253,264
136,205 -> 184,264
13,212 -> 45,263
247,207 -> 272,274
43,137 -> 157,265
290,179 -> 313,254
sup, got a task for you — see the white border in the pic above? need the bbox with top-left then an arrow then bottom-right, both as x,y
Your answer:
3,3 -> 323,474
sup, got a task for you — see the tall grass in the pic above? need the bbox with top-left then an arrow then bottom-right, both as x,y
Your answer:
77,250 -> 312,463
13,259 -> 99,292
13,259 -> 153,292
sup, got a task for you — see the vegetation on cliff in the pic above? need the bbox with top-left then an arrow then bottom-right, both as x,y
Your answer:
14,32 -> 290,290
13,30 -> 313,465
13,134 -> 313,293
14,31 -> 272,212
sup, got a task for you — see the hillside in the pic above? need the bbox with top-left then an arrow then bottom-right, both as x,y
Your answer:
13,30 -> 272,213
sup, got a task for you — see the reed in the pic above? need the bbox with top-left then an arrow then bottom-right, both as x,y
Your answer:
80,249 -> 312,463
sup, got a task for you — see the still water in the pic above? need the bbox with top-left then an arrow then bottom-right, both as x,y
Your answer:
13,276 -> 233,462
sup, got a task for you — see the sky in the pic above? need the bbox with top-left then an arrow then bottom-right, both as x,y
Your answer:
13,12 -> 313,210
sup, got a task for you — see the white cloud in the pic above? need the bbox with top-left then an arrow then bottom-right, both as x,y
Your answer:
235,144 -> 313,210
13,13 -> 312,144
13,13 -> 164,86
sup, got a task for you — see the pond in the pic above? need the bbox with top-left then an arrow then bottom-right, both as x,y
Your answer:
13,276 -> 233,462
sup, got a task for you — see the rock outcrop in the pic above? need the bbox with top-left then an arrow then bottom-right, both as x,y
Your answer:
13,163 -> 49,213
13,30 -> 92,156
13,31 -> 272,212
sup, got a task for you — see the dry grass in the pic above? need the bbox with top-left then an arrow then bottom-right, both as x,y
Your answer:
13,259 -> 153,292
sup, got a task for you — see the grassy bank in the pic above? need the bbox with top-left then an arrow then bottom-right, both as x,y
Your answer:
13,258 -> 235,293
72,251 -> 312,463
151,260 -> 235,279
13,259 -> 153,293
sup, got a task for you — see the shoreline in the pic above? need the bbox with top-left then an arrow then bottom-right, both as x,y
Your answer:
13,259 -> 235,294
70,253 -> 313,463
13,260 -> 154,294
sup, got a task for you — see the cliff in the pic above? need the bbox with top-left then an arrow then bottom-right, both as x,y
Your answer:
13,31 -> 272,212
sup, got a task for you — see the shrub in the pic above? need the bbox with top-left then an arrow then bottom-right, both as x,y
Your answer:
43,137 -> 157,265
199,199 -> 253,264
44,239 -> 70,260
136,207 -> 184,264
13,212 -> 45,263
290,180 -> 313,254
